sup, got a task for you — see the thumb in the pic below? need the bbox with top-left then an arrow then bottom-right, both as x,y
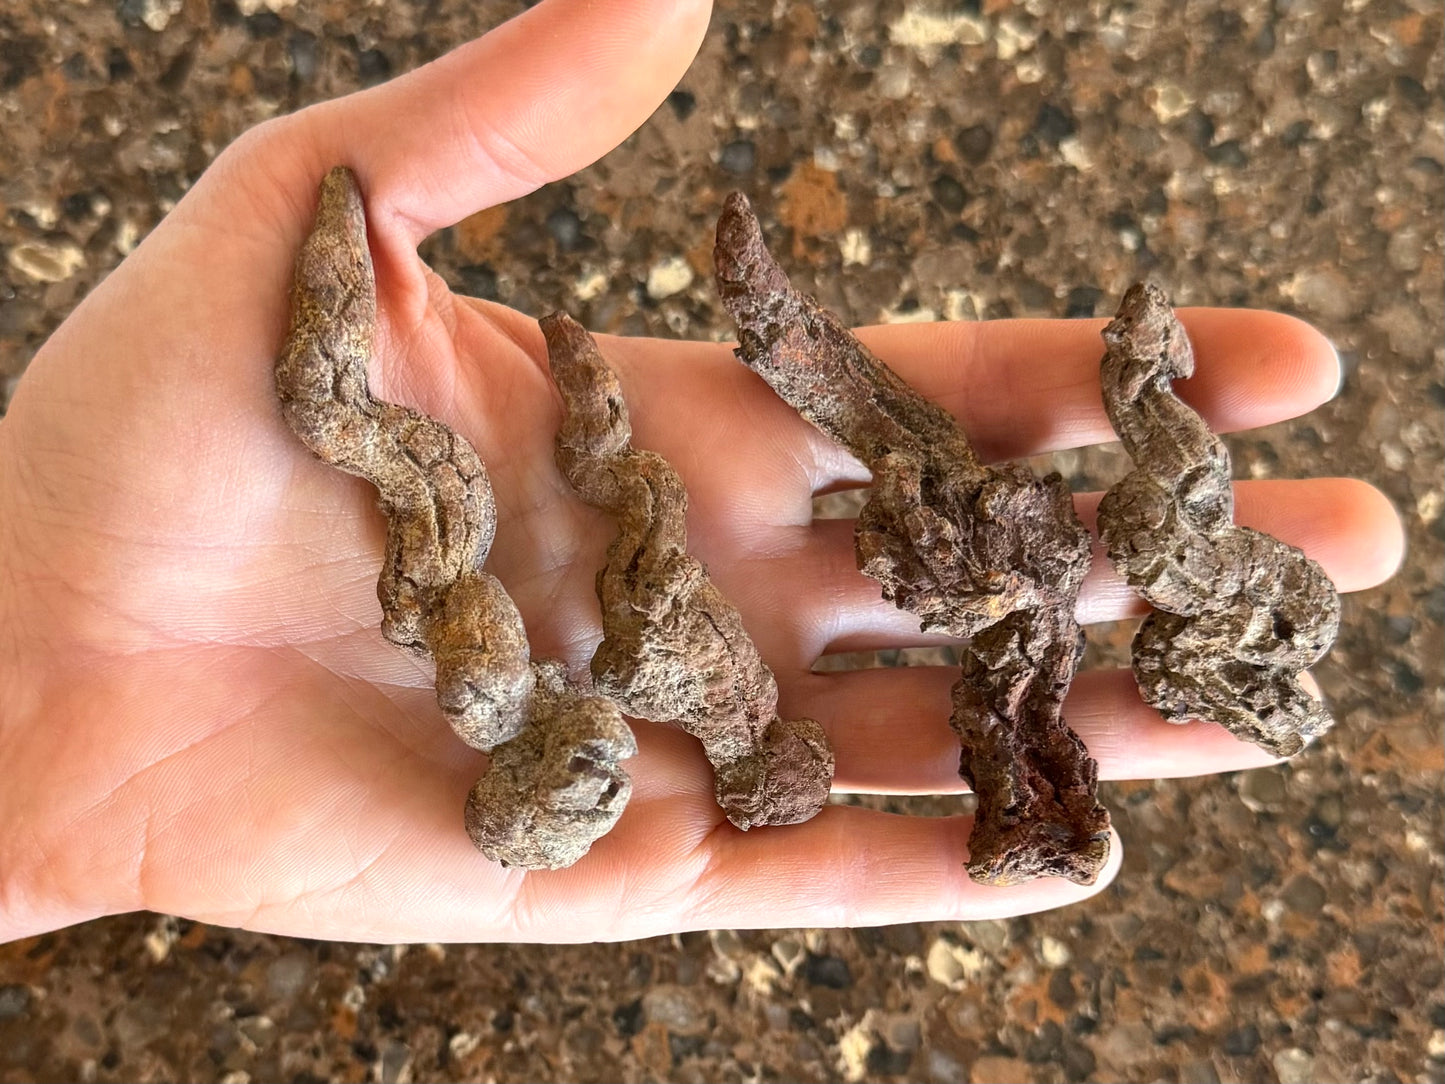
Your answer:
296,0 -> 713,243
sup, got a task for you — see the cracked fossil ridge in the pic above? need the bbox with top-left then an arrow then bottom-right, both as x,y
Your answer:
714,191 -> 1110,887
544,310 -> 834,830
1097,282 -> 1340,757
275,167 -> 635,870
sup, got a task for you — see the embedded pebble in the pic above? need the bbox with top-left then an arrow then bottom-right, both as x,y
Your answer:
1152,83 -> 1195,122
7,240 -> 86,283
136,0 -> 182,31
770,936 -> 806,974
574,268 -> 607,302
236,0 -> 297,13
376,1041 -> 411,1084
1385,227 -> 1424,273
925,938 -> 986,989
0,986 -> 30,1019
645,256 -> 693,299
836,1017 -> 875,1082
1239,768 -> 1289,812
641,986 -> 704,1034
1281,873 -> 1328,915
709,929 -> 746,961
719,140 -> 755,175
142,917 -> 179,964
265,951 -> 313,1000
888,10 -> 990,49
1038,935 -> 1072,968
840,228 -> 871,266
1283,267 -> 1356,322
1272,1047 -> 1316,1084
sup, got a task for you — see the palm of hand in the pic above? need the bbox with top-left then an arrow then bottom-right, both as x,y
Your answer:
1,155 -> 831,942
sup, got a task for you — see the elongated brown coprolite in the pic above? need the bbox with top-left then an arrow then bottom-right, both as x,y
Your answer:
275,167 -> 635,869
543,311 -> 834,829
1097,283 -> 1339,756
714,192 -> 1110,886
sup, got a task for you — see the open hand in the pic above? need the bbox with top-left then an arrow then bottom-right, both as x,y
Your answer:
0,0 -> 1402,943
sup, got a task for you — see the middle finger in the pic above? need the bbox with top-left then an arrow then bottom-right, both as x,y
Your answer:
728,476 -> 1400,665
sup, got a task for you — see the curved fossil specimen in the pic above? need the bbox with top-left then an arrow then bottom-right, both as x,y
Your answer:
1097,283 -> 1340,756
543,311 -> 834,829
713,191 -> 1110,886
275,167 -> 635,869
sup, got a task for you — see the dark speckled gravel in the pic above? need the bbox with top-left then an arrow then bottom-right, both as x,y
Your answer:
1,1 -> 1441,1082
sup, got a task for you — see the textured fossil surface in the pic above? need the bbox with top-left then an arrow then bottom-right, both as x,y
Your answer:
275,167 -> 635,869
1097,283 -> 1341,756
714,191 -> 1110,886
544,311 -> 834,829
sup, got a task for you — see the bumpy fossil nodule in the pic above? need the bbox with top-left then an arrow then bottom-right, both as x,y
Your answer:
714,191 -> 1111,886
543,311 -> 834,829
275,167 -> 635,869
1097,282 -> 1340,757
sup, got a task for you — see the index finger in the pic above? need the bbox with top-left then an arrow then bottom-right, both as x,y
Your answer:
850,307 -> 1341,465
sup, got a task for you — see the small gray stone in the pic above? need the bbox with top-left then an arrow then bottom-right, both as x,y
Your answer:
953,124 -> 993,164
1312,793 -> 1343,829
641,986 -> 704,1034
1386,226 -> 1423,272
709,928 -> 746,960
926,1048 -> 966,1083
287,30 -> 318,82
931,174 -> 967,214
964,919 -> 1010,955
770,936 -> 806,973
802,953 -> 853,989
1371,301 -> 1433,358
1281,873 -> 1327,915
719,140 -> 756,175
1239,768 -> 1288,812
1222,1024 -> 1260,1056
546,207 -> 583,251
883,1013 -> 921,1053
1284,268 -> 1356,322
265,951 -> 313,1000
0,985 -> 30,1018
377,1040 -> 412,1084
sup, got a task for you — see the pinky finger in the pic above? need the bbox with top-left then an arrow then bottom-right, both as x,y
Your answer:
682,807 -> 1123,930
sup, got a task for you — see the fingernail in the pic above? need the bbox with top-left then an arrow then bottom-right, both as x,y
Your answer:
1328,338 -> 1346,400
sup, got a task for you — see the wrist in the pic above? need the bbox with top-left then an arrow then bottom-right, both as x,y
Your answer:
0,431 -> 44,940
0,428 -> 146,943
0,439 -> 32,938
0,431 -> 94,941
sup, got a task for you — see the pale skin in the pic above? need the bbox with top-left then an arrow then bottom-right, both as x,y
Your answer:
0,0 -> 1403,944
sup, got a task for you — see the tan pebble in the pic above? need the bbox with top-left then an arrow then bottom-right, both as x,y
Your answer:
7,240 -> 86,283
645,256 -> 693,300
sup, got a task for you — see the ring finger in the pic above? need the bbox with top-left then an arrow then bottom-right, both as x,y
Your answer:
786,666 -> 1291,794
